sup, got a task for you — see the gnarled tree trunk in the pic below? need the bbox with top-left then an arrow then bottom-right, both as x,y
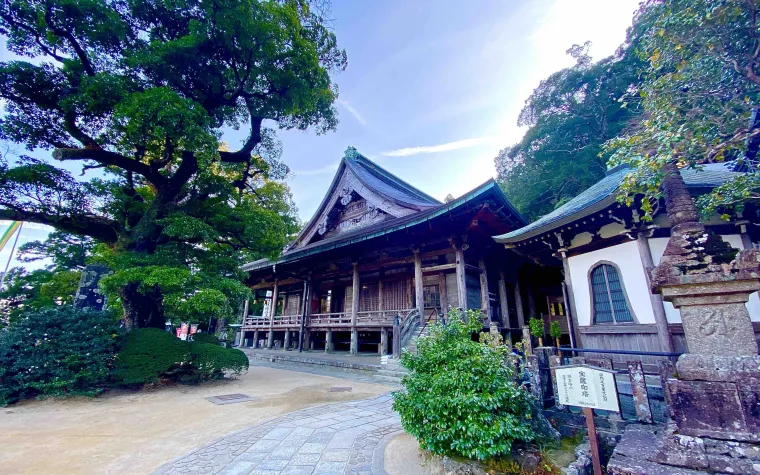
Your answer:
121,283 -> 165,329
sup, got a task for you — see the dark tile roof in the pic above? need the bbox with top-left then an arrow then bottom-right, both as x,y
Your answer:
493,163 -> 742,244
344,149 -> 441,208
242,179 -> 525,272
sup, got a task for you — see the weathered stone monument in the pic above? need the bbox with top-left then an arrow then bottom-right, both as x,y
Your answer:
73,264 -> 112,311
609,163 -> 760,474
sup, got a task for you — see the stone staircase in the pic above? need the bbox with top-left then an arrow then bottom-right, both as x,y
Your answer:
403,324 -> 432,354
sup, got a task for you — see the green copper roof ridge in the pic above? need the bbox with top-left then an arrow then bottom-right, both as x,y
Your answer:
343,147 -> 441,205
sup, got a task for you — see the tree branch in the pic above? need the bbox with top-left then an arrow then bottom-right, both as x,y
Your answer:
0,208 -> 119,243
53,148 -> 167,187
218,116 -> 263,163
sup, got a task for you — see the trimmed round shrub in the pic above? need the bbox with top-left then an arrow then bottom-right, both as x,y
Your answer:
0,307 -> 121,406
191,333 -> 220,345
114,328 -> 248,386
190,343 -> 248,379
113,328 -> 191,385
392,309 -> 551,461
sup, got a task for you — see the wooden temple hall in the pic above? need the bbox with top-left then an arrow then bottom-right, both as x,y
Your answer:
240,147 -> 568,355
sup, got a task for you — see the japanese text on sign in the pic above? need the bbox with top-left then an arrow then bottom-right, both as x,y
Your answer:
555,365 -> 619,412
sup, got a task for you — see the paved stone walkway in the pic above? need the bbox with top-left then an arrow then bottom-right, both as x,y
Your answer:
154,394 -> 402,475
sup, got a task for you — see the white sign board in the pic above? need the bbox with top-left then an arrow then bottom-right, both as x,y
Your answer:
555,365 -> 619,412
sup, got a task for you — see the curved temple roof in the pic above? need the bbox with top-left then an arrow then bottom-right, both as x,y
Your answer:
493,163 -> 743,244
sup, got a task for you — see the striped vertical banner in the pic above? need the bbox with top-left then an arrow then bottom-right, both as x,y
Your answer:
0,221 -> 22,253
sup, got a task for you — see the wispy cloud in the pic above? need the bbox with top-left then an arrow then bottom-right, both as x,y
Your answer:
337,99 -> 368,126
381,136 -> 496,157
293,161 -> 340,177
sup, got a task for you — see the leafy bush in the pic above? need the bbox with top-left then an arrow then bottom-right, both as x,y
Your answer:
190,343 -> 248,380
191,333 -> 220,345
0,307 -> 121,406
113,328 -> 248,385
393,309 -> 552,460
549,321 -> 562,340
529,317 -> 544,338
113,328 -> 191,385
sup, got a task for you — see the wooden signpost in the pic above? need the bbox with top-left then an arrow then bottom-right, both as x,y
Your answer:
554,364 -> 620,475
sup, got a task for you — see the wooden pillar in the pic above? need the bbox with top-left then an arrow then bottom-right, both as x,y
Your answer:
242,298 -> 250,320
513,280 -> 525,328
636,234 -> 674,352
378,272 -> 384,312
455,246 -> 467,309
560,253 -> 582,349
252,329 -> 259,348
498,270 -> 510,329
325,329 -> 333,353
478,259 -> 490,322
350,263 -> 360,355
239,330 -> 247,347
413,249 -> 424,319
298,278 -> 310,352
438,272 -> 448,317
267,279 -> 278,349
526,284 -> 537,318
284,330 -> 291,350
380,328 -> 388,356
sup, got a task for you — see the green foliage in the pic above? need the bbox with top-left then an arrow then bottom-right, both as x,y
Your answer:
192,333 -> 220,345
113,328 -> 248,385
0,0 -> 339,328
549,321 -> 563,340
605,0 -> 760,219
0,307 -> 121,406
496,40 -> 645,221
529,317 -> 544,339
392,309 -> 549,461
0,231 -> 94,325
190,343 -> 249,380
113,328 -> 191,385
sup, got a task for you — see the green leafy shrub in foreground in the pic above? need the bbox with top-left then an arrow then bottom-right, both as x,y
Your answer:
392,309 -> 552,460
191,333 -> 220,345
113,328 -> 248,385
0,307 -> 121,406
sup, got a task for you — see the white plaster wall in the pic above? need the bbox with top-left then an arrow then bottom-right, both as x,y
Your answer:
648,234 -> 760,323
567,240 -> 656,326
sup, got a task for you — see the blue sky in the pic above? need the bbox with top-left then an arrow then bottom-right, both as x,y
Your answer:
0,0 -> 641,270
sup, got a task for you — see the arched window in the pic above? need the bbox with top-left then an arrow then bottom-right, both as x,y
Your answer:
590,263 -> 634,324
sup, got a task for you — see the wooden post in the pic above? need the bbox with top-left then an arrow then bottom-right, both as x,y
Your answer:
267,280 -> 279,349
284,330 -> 291,350
627,360 -> 653,423
242,298 -> 250,320
498,270 -> 509,329
378,271 -> 384,313
561,254 -> 582,348
583,407 -> 603,475
350,263 -> 359,355
253,329 -> 259,348
636,233 -> 674,352
514,280 -> 525,328
413,249 -> 424,321
455,245 -> 467,310
298,278 -> 309,352
325,329 -> 333,353
380,328 -> 388,356
393,314 -> 400,358
438,272 -> 448,316
266,329 -> 274,349
478,259 -> 490,323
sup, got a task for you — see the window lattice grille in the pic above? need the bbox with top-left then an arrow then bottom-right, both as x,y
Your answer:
590,264 -> 633,324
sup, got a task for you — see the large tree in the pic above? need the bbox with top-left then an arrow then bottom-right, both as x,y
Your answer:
495,40 -> 645,221
605,0 -> 760,219
0,0 -> 344,328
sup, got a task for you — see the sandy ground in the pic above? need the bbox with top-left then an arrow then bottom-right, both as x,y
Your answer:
384,433 -> 441,475
0,366 -> 391,475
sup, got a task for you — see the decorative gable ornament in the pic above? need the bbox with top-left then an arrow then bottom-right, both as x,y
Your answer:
290,147 -> 441,249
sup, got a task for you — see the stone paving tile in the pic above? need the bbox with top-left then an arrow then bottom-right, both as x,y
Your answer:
153,394 -> 402,475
